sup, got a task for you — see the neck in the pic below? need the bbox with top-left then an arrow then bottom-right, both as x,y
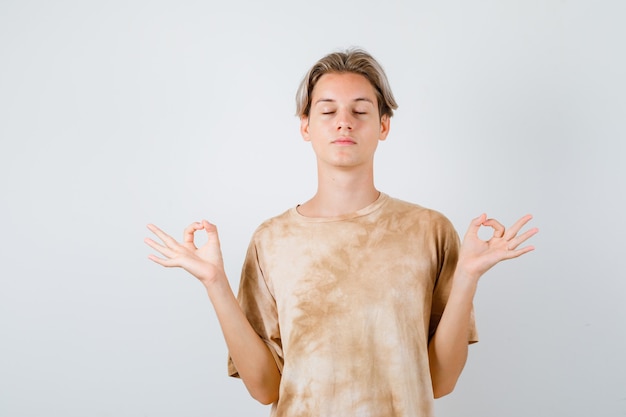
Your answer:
298,164 -> 379,218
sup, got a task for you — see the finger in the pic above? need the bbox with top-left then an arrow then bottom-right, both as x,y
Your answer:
503,214 -> 534,240
203,220 -> 225,252
464,213 -> 487,240
144,237 -> 175,258
147,254 -> 177,267
147,224 -> 179,248
202,219 -> 218,235
483,218 -> 505,238
202,220 -> 222,245
183,222 -> 203,249
506,226 -> 539,250
503,244 -> 535,260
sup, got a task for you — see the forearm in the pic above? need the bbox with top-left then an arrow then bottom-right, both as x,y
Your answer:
205,276 -> 281,405
428,212 -> 537,397
428,270 -> 478,398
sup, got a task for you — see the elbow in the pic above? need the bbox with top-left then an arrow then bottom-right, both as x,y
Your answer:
239,363 -> 281,405
432,380 -> 457,399
251,389 -> 279,405
244,376 -> 280,405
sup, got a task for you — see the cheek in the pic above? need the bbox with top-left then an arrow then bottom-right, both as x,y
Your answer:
308,121 -> 329,136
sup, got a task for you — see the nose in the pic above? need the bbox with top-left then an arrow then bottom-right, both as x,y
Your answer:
336,109 -> 353,130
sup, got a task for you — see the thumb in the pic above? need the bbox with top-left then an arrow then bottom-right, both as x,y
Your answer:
464,213 -> 487,239
202,220 -> 221,245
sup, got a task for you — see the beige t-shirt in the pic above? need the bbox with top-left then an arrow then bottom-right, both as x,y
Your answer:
229,193 -> 478,417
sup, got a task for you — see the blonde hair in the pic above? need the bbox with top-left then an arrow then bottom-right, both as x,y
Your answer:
295,48 -> 398,118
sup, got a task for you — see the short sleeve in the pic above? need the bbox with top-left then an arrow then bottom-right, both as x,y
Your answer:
428,217 -> 479,344
228,238 -> 284,378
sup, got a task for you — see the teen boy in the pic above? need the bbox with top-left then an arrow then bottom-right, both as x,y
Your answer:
145,48 -> 538,417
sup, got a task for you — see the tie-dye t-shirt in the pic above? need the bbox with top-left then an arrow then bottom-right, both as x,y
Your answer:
228,193 -> 478,417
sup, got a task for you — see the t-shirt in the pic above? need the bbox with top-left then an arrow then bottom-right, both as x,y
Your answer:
228,193 -> 478,417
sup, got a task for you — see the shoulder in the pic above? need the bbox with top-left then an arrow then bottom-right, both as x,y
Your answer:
383,195 -> 456,231
248,208 -> 295,243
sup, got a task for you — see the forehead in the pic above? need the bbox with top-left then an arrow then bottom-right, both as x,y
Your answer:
311,72 -> 378,103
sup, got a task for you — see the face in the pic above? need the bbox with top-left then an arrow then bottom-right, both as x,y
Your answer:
300,72 -> 390,171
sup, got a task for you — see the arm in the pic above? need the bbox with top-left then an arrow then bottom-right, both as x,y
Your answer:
428,213 -> 538,398
144,220 -> 281,404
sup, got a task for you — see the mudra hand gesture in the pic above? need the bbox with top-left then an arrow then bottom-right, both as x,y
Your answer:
458,213 -> 539,279
144,220 -> 226,287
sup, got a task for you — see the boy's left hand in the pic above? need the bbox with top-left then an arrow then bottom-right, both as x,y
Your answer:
457,213 -> 539,280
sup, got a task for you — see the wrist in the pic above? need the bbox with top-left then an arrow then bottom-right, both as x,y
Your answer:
455,256 -> 485,280
202,271 -> 230,293
452,265 -> 481,291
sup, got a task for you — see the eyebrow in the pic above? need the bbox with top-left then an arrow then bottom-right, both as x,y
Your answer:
314,97 -> 374,106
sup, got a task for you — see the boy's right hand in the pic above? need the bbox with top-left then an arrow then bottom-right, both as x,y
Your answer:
144,220 -> 226,287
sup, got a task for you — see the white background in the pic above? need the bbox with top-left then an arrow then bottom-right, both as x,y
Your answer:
1,0 -> 625,416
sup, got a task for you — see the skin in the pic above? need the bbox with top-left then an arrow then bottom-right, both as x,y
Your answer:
145,220 -> 281,404
298,72 -> 390,217
145,71 -> 538,403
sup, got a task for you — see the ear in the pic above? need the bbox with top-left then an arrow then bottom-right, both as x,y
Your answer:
300,115 -> 311,142
379,114 -> 390,141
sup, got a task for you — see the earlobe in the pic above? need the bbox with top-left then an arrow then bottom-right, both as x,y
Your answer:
300,115 -> 311,142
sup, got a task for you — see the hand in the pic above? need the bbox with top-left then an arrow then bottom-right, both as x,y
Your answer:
144,220 -> 226,286
457,213 -> 538,280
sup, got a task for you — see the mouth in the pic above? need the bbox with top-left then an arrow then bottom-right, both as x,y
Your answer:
332,137 -> 356,145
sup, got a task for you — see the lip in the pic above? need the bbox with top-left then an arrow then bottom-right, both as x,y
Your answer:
331,137 -> 356,145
